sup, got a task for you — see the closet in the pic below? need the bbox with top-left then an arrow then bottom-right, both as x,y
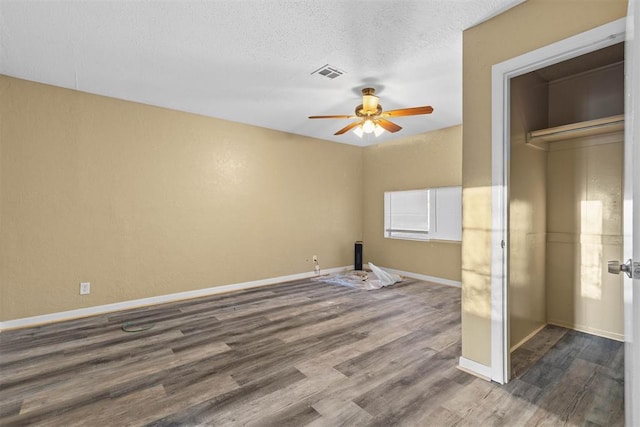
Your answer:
507,43 -> 625,377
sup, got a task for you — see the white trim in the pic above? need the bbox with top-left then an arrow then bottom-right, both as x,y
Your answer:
547,320 -> 625,342
490,18 -> 626,385
510,323 -> 547,352
0,266 -> 351,331
491,56 -> 510,384
458,356 -> 492,381
378,267 -> 461,288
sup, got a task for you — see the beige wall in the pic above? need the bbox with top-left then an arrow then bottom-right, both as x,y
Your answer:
362,126 -> 462,281
462,0 -> 627,366
0,76 -> 363,321
546,136 -> 624,340
508,72 -> 548,349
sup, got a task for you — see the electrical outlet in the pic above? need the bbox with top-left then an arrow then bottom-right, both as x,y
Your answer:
312,255 -> 318,263
80,282 -> 91,295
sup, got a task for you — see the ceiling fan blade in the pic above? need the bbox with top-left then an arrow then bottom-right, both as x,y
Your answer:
308,114 -> 356,119
383,106 -> 434,117
334,121 -> 362,135
377,119 -> 402,133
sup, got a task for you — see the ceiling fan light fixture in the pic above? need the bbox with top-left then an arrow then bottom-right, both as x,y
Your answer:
362,119 -> 375,134
353,125 -> 364,138
374,123 -> 385,137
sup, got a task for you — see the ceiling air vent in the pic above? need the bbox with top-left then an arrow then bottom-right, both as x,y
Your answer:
311,64 -> 345,79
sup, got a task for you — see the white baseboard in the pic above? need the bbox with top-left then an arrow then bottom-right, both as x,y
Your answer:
377,266 -> 461,288
547,319 -> 624,342
510,323 -> 547,352
458,356 -> 492,381
0,266 -> 351,331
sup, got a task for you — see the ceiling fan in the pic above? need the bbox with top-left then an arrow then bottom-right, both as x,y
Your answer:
308,88 -> 434,137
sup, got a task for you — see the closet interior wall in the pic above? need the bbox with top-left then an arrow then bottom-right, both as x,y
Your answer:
545,62 -> 625,341
509,72 -> 549,350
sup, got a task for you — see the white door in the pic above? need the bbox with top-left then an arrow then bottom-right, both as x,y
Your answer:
611,0 -> 639,424
625,0 -> 639,422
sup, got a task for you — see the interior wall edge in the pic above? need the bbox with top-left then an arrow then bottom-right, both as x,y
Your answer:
0,265 -> 351,331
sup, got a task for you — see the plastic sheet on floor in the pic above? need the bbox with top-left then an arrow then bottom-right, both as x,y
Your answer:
312,263 -> 402,290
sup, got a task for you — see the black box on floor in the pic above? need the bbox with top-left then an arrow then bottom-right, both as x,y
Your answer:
354,241 -> 363,270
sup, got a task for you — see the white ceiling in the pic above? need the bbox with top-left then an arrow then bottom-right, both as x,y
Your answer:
0,0 -> 524,146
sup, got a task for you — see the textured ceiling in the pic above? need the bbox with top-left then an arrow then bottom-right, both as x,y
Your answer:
0,0 -> 524,146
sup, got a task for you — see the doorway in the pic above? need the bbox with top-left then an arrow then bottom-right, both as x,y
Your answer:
489,18 -> 627,385
507,43 -> 625,379
490,9 -> 639,426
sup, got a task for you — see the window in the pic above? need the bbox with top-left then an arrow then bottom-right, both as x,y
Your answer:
384,186 -> 461,241
384,189 -> 430,240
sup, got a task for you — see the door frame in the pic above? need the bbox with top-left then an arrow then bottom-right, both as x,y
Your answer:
490,18 -> 627,384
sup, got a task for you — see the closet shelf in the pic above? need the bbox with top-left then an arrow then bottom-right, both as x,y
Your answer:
527,114 -> 624,144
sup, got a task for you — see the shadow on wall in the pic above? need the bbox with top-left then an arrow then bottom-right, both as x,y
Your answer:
580,200 -> 603,301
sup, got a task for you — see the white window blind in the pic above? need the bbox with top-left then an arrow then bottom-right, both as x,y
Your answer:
384,186 -> 461,242
384,189 -> 430,240
430,186 -> 462,241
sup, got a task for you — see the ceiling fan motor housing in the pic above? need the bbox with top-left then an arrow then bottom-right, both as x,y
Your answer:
355,104 -> 382,117
360,87 -> 380,115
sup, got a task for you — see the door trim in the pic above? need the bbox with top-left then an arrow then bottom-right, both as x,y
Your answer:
490,18 -> 626,384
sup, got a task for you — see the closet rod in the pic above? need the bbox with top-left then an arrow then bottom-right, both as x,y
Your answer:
527,114 -> 624,143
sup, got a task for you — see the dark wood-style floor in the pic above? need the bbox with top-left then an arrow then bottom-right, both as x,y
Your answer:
0,278 -> 624,426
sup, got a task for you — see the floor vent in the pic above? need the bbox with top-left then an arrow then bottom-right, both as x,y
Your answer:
311,64 -> 345,79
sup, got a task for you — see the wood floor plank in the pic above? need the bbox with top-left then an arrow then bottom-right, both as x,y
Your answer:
333,327 -> 439,377
309,398 -> 374,427
124,374 -> 240,425
209,366 -> 346,425
35,384 -> 167,427
246,401 -> 322,427
145,366 -> 307,426
353,347 -> 455,417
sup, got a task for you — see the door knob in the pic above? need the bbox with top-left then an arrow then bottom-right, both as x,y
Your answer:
608,259 -> 633,278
